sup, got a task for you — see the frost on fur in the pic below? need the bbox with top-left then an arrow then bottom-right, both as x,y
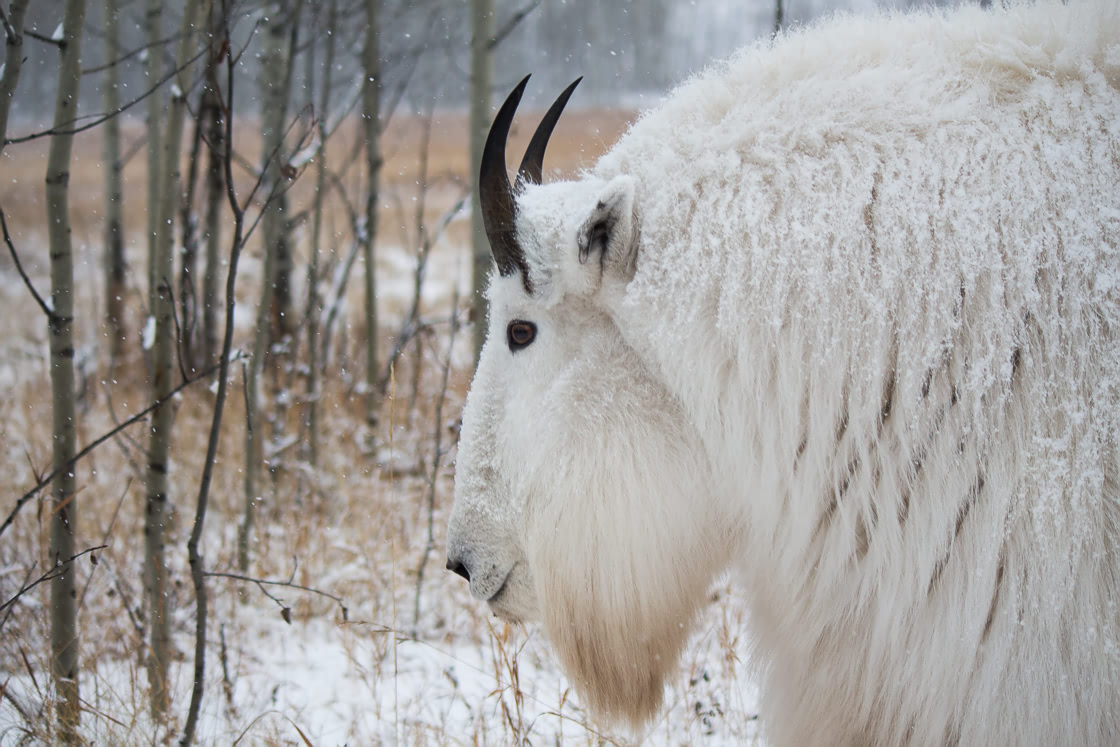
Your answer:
448,2 -> 1120,744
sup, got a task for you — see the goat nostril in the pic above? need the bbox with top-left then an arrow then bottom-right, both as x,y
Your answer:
446,559 -> 471,583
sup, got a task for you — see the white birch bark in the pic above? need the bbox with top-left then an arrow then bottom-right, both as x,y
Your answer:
144,0 -> 200,718
239,0 -> 295,570
44,0 -> 87,737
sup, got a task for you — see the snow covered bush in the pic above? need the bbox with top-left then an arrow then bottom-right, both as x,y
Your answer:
447,1 -> 1120,744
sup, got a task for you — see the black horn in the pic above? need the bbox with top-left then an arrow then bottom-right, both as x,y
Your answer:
516,77 -> 583,189
480,75 -> 532,290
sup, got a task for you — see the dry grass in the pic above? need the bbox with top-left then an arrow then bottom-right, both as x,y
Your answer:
0,108 -> 762,745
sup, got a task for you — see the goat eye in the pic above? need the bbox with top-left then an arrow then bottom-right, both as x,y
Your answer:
507,320 -> 537,351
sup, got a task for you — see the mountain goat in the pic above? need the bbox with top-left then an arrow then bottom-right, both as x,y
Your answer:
446,2 -> 1120,744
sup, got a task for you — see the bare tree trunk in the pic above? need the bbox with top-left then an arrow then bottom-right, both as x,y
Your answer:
469,0 -> 494,368
239,0 -> 296,571
45,0 -> 88,738
267,2 -> 301,359
266,4 -> 301,481
282,0 -> 317,378
103,0 -> 127,368
178,111 -> 204,372
362,0 -> 382,425
773,0 -> 784,35
144,0 -> 164,311
0,0 -> 32,156
144,0 -> 201,718
407,107 -> 434,423
200,3 -> 226,369
305,0 -> 337,468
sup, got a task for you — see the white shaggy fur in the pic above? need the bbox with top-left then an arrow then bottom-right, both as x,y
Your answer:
447,2 -> 1120,743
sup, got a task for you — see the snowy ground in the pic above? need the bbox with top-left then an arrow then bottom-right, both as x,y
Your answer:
3,585 -> 762,745
0,224 -> 764,744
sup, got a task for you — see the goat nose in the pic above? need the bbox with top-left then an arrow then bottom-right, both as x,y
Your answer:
446,558 -> 471,582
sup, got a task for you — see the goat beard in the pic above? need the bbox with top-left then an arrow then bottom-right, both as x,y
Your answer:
531,517 -> 715,730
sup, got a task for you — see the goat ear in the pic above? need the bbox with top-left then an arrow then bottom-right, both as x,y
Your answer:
577,176 -> 637,282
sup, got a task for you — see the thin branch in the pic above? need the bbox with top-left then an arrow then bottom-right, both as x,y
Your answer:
103,382 -> 151,475
489,0 -> 544,50
241,359 -> 252,438
101,560 -> 145,638
121,134 -> 148,167
222,103 -> 313,222
77,697 -> 128,729
378,14 -> 435,132
334,122 -> 367,183
181,37 -> 243,743
4,45 -> 209,146
0,5 -> 15,44
325,169 -> 360,231
225,15 -> 258,65
0,546 -> 108,618
204,564 -> 348,622
77,479 -> 131,613
2,357 -> 238,539
382,191 -> 468,382
165,278 -> 191,383
319,237 -> 361,368
23,27 -> 62,48
0,208 -> 53,319
1,682 -> 31,725
322,79 -> 363,139
0,564 -> 34,637
81,30 -> 185,75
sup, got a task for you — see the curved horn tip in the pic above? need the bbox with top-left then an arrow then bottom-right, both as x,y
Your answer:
481,74 -> 533,185
480,75 -> 538,287
516,76 -> 584,189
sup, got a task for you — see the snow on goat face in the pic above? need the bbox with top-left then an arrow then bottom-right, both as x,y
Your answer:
445,77 -> 733,725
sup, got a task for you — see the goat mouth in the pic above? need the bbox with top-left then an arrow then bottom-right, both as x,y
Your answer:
485,566 -> 514,603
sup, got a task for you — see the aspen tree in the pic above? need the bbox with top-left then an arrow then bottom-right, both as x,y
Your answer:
361,0 -> 382,422
44,0 -> 87,737
144,0 -> 201,717
239,0 -> 299,570
305,0 -> 337,467
102,0 -> 126,367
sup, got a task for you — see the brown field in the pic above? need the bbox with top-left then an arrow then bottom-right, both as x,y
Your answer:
0,107 -> 762,744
